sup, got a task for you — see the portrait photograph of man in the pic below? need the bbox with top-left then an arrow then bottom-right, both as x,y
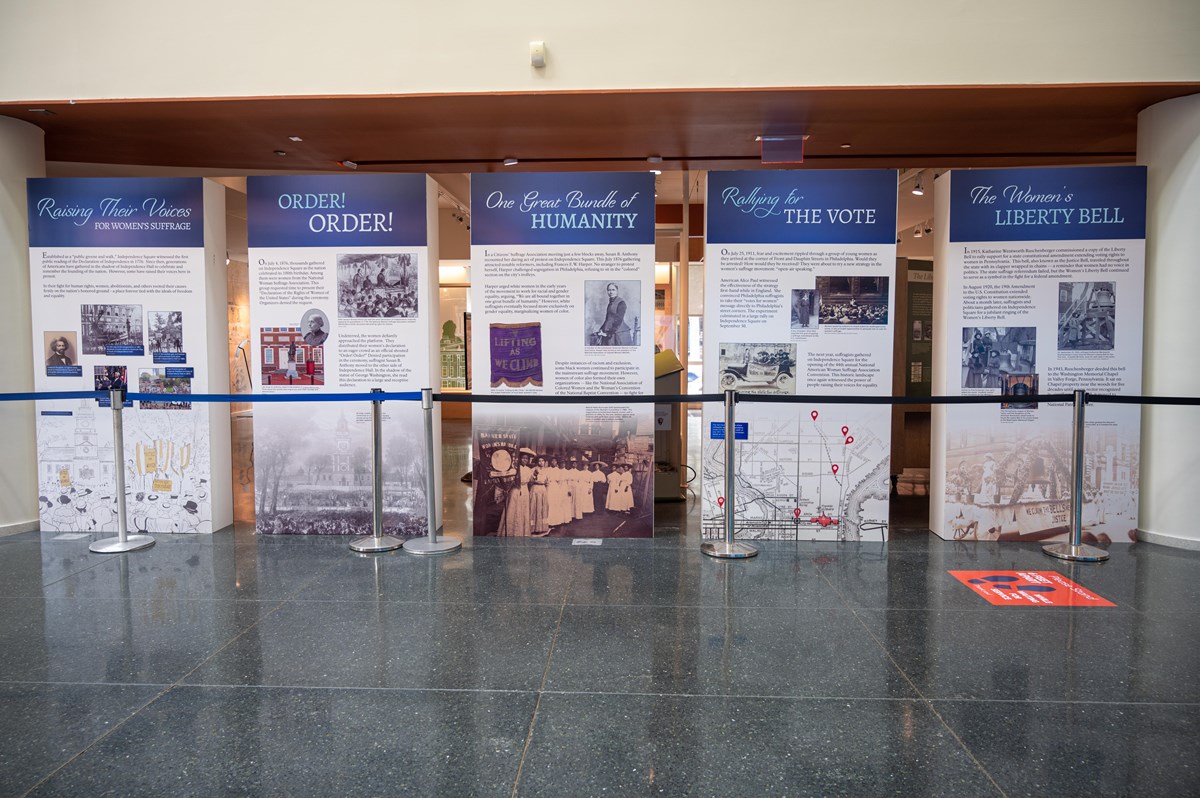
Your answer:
44,331 -> 78,371
585,279 -> 641,347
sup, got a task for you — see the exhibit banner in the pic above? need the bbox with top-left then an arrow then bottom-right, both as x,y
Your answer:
470,172 -> 656,538
931,166 -> 1146,543
703,170 -> 898,541
28,177 -> 230,533
247,174 -> 438,535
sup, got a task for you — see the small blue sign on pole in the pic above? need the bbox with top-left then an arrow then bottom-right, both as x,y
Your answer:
709,421 -> 748,440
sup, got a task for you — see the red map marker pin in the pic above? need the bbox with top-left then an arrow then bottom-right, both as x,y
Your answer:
717,497 -> 725,508
811,410 -> 819,420
845,436 -> 854,445
794,508 -> 802,518
841,426 -> 849,436
831,464 -> 839,474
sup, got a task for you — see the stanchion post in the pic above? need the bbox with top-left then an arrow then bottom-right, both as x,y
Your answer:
351,388 -> 404,553
405,388 -> 462,555
702,390 -> 757,559
1043,389 -> 1109,563
90,388 -> 155,554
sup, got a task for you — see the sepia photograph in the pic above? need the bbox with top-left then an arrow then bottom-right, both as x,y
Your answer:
717,342 -> 797,394
44,331 -> 78,372
816,275 -> 890,325
337,253 -> 418,318
472,409 -> 654,538
80,304 -> 143,354
1058,281 -> 1115,350
584,279 -> 641,347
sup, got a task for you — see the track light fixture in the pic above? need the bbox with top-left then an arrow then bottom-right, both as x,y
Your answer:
911,175 -> 925,196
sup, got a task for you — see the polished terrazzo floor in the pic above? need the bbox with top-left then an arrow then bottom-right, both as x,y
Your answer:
2,423 -> 1198,796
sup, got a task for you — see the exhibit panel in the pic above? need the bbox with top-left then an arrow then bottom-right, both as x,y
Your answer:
702,170 -> 898,541
469,172 -> 656,538
27,177 -> 230,534
246,174 -> 439,536
930,166 -> 1147,543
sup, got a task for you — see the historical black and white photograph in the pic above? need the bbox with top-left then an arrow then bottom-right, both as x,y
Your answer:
148,311 -> 184,353
299,307 -> 330,346
790,287 -> 818,329
44,331 -> 78,370
961,326 -> 1036,390
472,409 -> 654,538
816,275 -> 890,325
138,368 -> 192,410
584,279 -> 641,347
253,403 -> 427,536
1058,281 -> 1115,350
337,253 -> 419,318
80,304 -> 143,354
717,342 -> 797,394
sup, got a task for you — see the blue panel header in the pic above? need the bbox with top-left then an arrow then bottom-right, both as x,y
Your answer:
706,170 -> 898,245
471,172 -> 655,245
28,178 -> 204,248
949,166 -> 1146,242
247,174 -> 427,248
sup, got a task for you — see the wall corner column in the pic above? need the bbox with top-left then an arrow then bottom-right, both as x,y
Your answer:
1136,92 -> 1200,550
0,117 -> 45,535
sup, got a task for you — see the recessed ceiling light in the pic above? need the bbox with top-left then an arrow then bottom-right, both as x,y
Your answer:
288,136 -> 303,142
27,108 -> 55,115
649,169 -> 662,175
273,150 -> 287,157
647,156 -> 663,164
338,160 -> 358,170
839,143 -> 852,149
503,157 -> 519,166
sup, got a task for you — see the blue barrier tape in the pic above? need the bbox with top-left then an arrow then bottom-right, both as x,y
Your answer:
2,390 -> 1196,406
124,391 -> 424,403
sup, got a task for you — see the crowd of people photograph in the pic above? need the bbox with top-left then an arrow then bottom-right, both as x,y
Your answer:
489,452 -> 638,537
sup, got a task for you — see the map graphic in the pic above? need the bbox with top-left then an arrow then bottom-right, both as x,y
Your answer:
701,403 -> 890,541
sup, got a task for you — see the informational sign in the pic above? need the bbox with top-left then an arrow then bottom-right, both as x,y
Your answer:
247,174 -> 438,536
932,166 -> 1146,543
905,263 -> 933,395
949,570 -> 1116,607
27,177 -> 229,534
702,170 -> 898,541
470,172 -> 656,538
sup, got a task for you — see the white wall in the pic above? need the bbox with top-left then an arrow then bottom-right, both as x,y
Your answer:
2,0 -> 1199,102
1137,93 -> 1200,549
0,117 -> 44,533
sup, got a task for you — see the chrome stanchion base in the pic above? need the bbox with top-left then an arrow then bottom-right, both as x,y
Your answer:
1042,542 -> 1110,562
404,534 -> 463,555
349,535 -> 405,553
701,540 -> 758,559
90,534 -> 156,554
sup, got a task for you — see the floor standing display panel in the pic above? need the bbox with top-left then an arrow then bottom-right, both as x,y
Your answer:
469,173 -> 656,538
931,166 -> 1146,543
702,170 -> 898,541
28,177 -> 230,534
247,175 -> 439,536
